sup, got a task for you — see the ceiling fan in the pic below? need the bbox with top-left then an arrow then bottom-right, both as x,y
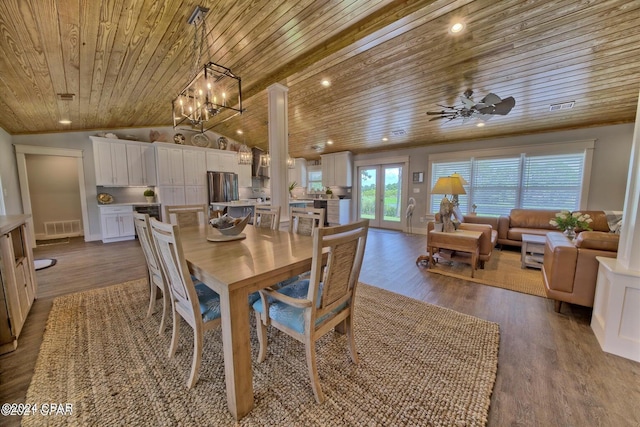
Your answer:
426,89 -> 516,122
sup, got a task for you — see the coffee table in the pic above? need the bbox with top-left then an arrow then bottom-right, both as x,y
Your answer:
425,229 -> 482,277
521,233 -> 546,269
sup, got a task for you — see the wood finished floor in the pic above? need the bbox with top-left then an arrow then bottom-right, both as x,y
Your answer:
1,229 -> 638,426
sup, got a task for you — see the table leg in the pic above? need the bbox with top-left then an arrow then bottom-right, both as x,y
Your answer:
471,249 -> 478,278
219,288 -> 253,420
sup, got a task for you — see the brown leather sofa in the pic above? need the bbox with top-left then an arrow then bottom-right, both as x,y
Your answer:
426,218 -> 498,268
542,231 -> 619,312
496,209 -> 611,247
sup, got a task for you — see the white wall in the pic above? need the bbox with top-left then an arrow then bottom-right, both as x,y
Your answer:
354,123 -> 634,230
0,127 -> 21,214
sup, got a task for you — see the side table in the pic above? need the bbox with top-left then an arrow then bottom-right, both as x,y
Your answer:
521,234 -> 546,269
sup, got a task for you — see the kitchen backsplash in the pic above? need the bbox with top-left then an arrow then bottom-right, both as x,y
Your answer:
97,186 -> 156,204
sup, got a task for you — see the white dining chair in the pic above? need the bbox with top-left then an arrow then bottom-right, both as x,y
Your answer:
254,205 -> 281,229
133,212 -> 170,335
149,218 -> 222,388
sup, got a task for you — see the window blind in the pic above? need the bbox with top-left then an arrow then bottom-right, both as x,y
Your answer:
521,153 -> 584,210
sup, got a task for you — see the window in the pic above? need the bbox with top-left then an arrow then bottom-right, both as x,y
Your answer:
307,168 -> 323,192
429,144 -> 591,216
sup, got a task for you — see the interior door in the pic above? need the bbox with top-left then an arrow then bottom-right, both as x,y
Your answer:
358,164 -> 404,230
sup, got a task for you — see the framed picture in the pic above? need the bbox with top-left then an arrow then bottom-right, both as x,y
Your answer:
413,172 -> 424,183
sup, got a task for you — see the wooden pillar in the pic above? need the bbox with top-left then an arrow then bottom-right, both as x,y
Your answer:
267,83 -> 289,222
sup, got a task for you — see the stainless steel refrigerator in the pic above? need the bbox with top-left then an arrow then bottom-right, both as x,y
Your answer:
207,171 -> 239,203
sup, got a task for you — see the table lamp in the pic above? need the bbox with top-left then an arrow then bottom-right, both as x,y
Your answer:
449,172 -> 468,207
431,176 -> 466,232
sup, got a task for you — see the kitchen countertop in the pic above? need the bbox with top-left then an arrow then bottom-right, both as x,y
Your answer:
211,200 -> 314,207
98,202 -> 161,207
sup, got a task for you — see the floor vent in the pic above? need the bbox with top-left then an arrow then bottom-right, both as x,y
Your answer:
44,220 -> 83,238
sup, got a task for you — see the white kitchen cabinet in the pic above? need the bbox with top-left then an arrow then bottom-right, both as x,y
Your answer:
327,199 -> 351,225
288,158 -> 307,187
93,139 -> 129,186
126,143 -> 156,186
183,149 -> 207,185
99,205 -> 135,243
158,186 -> 186,207
206,150 -> 237,173
156,146 -> 185,186
238,164 -> 252,187
185,185 -> 207,205
321,152 -> 352,187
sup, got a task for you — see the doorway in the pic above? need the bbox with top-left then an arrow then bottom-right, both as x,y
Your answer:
15,145 -> 89,247
357,164 -> 405,230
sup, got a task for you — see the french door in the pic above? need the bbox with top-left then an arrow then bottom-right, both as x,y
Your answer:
358,164 -> 404,230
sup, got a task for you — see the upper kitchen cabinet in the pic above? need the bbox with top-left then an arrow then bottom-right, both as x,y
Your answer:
91,136 -> 156,186
156,145 -> 185,186
288,158 -> 307,187
207,150 -> 238,173
92,137 -> 129,186
126,143 -> 156,186
183,149 -> 207,186
321,152 -> 353,187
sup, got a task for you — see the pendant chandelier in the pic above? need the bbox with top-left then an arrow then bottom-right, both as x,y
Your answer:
172,6 -> 243,133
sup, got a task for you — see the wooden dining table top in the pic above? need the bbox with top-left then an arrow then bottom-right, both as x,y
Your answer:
179,224 -> 316,294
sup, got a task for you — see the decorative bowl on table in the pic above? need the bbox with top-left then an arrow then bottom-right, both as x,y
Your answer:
208,214 -> 250,241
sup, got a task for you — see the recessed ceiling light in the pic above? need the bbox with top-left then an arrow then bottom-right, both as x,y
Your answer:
327,140 -> 333,145
236,129 -> 243,135
476,122 -> 485,127
382,137 -> 388,142
449,22 -> 465,34
321,79 -> 331,87
59,119 -> 72,125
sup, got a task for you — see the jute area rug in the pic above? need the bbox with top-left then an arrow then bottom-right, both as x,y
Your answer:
424,248 -> 547,297
24,279 -> 499,426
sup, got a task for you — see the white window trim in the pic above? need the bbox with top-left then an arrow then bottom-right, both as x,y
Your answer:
427,140 -> 595,214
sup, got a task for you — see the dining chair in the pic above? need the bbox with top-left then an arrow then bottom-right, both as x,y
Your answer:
149,217 -> 222,388
165,204 -> 208,227
133,213 -> 170,334
253,219 -> 369,403
254,205 -> 281,229
289,207 -> 325,236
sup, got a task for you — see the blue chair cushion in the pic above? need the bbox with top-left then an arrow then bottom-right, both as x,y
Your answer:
194,283 -> 221,322
248,291 -> 261,306
252,279 -> 348,334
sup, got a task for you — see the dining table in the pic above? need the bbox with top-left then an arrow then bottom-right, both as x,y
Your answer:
178,223 -> 316,420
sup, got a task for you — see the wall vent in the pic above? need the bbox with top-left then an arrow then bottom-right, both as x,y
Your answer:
549,101 -> 574,111
57,93 -> 75,101
44,220 -> 82,238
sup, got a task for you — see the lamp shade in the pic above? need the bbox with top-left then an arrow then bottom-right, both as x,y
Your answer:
431,176 -> 467,195
450,172 -> 469,185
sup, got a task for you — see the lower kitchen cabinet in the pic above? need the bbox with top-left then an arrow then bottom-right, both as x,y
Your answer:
99,205 -> 135,243
327,199 -> 351,225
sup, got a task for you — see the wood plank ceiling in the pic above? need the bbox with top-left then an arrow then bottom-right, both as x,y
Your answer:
0,0 -> 639,160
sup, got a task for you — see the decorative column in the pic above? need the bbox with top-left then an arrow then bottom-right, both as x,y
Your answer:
591,89 -> 640,362
267,83 -> 289,223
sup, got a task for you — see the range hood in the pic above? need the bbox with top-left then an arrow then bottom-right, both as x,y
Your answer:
251,147 -> 269,178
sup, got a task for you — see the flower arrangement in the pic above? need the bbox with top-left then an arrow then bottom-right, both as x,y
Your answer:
549,210 -> 593,233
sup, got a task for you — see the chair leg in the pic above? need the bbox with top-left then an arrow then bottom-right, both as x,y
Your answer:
305,338 -> 325,404
169,312 -> 180,358
255,311 -> 268,363
346,315 -> 359,364
146,273 -> 156,318
187,327 -> 203,389
158,286 -> 170,335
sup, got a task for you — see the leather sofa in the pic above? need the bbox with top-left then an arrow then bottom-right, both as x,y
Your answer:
496,209 -> 611,247
542,231 -> 619,311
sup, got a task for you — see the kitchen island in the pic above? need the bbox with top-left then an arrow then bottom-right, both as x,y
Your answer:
211,200 -> 314,222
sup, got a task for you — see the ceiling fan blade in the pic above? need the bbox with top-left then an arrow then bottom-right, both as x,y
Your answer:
430,116 -> 451,121
480,93 -> 502,105
461,97 -> 475,108
492,96 -> 516,115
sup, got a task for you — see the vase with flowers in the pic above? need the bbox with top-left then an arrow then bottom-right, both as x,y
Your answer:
549,210 -> 592,240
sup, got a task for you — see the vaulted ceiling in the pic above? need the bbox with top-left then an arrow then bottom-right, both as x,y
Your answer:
0,0 -> 639,159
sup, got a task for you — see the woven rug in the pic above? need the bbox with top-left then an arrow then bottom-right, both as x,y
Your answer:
24,279 -> 499,426
424,248 -> 546,297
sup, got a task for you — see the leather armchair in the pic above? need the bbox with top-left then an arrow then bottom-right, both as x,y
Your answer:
542,231 -> 619,312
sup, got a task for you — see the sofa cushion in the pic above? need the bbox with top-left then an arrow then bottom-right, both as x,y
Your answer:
509,209 -> 559,229
579,210 -> 610,232
507,227 -> 549,242
575,231 -> 619,252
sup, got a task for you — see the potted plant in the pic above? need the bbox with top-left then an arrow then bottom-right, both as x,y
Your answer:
325,187 -> 333,199
288,181 -> 297,197
144,189 -> 155,203
549,210 -> 592,240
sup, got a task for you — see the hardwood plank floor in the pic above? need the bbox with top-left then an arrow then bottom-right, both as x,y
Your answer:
1,229 -> 638,426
